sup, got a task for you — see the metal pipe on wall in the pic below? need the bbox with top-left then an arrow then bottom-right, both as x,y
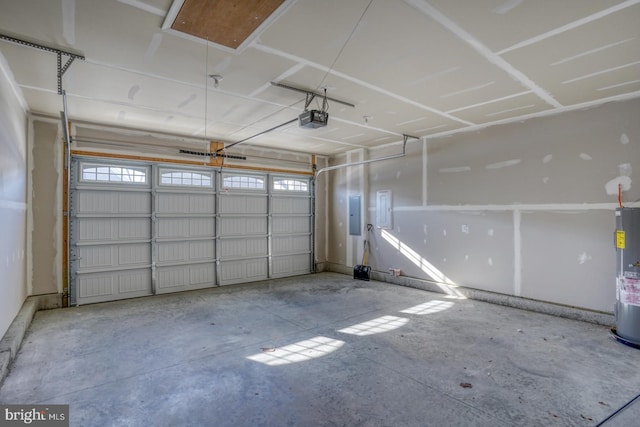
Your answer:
61,90 -> 71,306
315,134 -> 419,177
315,152 -> 405,177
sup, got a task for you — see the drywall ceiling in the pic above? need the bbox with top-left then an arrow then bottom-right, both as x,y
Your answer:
0,0 -> 638,156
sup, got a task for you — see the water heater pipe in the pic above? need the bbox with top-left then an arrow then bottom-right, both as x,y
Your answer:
315,134 -> 419,177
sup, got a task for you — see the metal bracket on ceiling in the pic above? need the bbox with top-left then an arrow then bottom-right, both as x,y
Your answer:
402,133 -> 419,154
271,81 -> 356,108
304,92 -> 316,110
179,149 -> 247,160
0,33 -> 85,95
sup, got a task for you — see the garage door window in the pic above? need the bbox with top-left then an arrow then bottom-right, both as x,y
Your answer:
160,169 -> 213,187
80,163 -> 147,184
273,177 -> 309,192
222,174 -> 265,190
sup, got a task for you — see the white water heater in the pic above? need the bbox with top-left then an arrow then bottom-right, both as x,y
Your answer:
613,207 -> 640,348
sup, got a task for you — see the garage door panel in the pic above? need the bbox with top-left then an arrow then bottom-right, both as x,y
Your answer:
219,195 -> 267,214
77,268 -> 151,303
247,259 -> 268,278
189,240 -> 215,260
76,191 -> 150,214
220,262 -> 243,283
76,191 -> 115,214
119,193 -> 152,213
117,218 -> 151,240
76,218 -> 115,242
272,216 -> 310,234
220,258 -> 268,285
272,235 -> 311,255
157,266 -> 187,290
154,168 -> 217,292
158,241 -> 187,263
271,197 -> 310,214
118,243 -> 151,266
77,243 -> 150,270
219,217 -> 267,236
189,263 -> 215,286
157,241 -> 215,263
189,218 -> 215,236
220,237 -> 268,258
157,218 -> 215,238
118,269 -> 152,293
157,263 -> 215,291
77,245 -> 116,269
272,254 -> 311,277
76,218 -> 151,242
157,193 -> 215,214
78,273 -> 114,298
157,218 -> 188,238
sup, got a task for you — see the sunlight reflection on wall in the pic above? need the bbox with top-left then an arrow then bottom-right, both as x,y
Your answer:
381,229 -> 466,299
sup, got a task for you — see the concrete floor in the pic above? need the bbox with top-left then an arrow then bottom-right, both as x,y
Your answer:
1,272 -> 639,426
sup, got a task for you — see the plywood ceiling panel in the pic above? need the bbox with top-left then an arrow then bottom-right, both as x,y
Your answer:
171,0 -> 286,49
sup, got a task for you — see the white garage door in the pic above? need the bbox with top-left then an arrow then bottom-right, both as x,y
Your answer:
217,173 -> 313,285
70,161 -> 153,305
270,175 -> 313,278
155,167 -> 217,293
70,158 -> 313,304
218,172 -> 269,286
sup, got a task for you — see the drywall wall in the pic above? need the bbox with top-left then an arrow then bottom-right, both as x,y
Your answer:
31,119 -> 62,296
326,153 -> 349,267
427,103 -> 639,206
0,55 -> 28,339
520,211 -> 614,310
325,149 -> 375,268
327,98 -> 640,312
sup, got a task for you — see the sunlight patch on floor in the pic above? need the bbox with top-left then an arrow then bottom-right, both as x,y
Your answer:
400,300 -> 455,315
247,336 -> 345,366
338,315 -> 409,336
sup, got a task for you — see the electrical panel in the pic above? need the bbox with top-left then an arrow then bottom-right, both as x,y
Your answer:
349,195 -> 361,236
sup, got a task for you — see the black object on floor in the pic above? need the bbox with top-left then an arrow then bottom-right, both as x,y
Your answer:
353,264 -> 371,281
354,225 -> 372,281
